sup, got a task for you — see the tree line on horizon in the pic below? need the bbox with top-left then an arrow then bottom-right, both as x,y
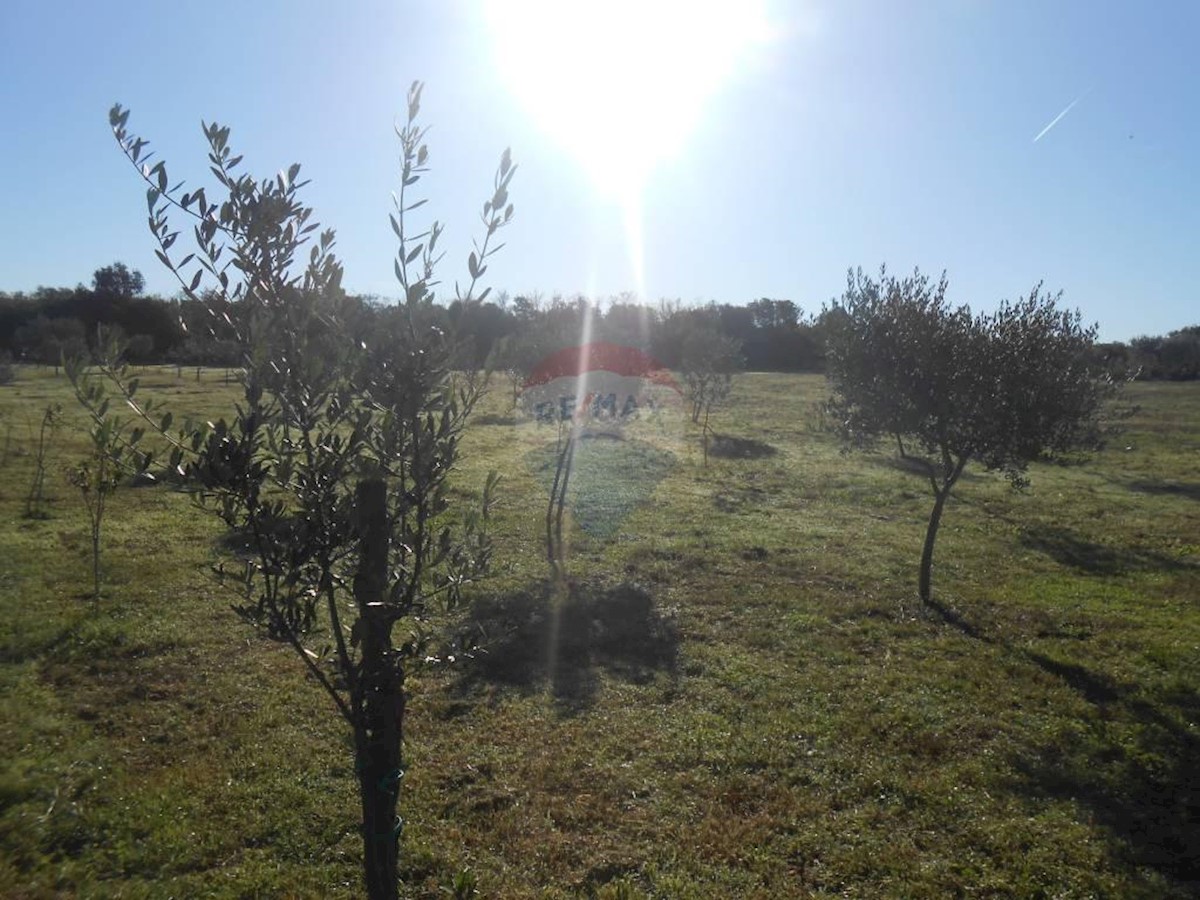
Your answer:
0,262 -> 1196,381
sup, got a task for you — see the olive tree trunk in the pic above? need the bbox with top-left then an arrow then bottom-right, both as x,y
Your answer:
918,455 -> 967,604
545,430 -> 576,576
353,478 -> 402,900
918,486 -> 949,604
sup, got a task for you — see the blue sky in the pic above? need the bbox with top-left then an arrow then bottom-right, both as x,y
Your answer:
0,0 -> 1195,341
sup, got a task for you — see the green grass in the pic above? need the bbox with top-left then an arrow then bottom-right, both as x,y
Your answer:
1,365 -> 1197,897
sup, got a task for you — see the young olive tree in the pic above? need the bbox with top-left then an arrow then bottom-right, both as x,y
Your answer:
66,331 -> 156,600
24,402 -> 62,518
67,417 -> 126,602
825,267 -> 1119,605
488,330 -> 546,409
680,324 -> 742,465
74,83 -> 513,900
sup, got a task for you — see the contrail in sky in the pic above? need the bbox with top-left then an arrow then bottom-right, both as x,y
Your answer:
1033,92 -> 1087,143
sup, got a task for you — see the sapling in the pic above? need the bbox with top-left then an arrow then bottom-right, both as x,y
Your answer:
24,403 -> 61,518
67,421 -> 123,601
72,82 -> 513,899
680,324 -> 742,466
66,334 -> 151,600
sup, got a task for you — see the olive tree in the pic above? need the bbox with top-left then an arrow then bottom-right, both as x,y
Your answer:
680,323 -> 742,465
489,330 -> 546,408
24,402 -> 62,519
66,329 -> 157,600
73,83 -> 513,899
67,415 -> 124,601
825,267 -> 1119,605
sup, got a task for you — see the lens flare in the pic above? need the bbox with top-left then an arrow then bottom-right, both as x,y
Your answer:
486,0 -> 771,297
485,0 -> 770,193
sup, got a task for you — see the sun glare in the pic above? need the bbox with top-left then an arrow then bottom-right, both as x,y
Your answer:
485,0 -> 770,194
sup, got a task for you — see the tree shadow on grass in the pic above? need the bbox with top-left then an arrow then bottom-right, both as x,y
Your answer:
1127,479 -> 1200,502
708,434 -> 777,460
922,596 -> 995,643
1019,523 -> 1194,576
473,412 -> 517,426
874,453 -> 983,482
456,580 -> 678,715
921,569 -> 1199,891
1,621 -> 82,665
1012,651 -> 1200,893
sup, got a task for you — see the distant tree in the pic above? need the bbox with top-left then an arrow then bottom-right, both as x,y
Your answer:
1158,327 -> 1200,379
748,298 -> 799,331
122,295 -> 183,357
92,262 -> 145,299
124,333 -> 155,364
746,298 -> 829,371
72,83 -> 513,899
0,291 -> 39,354
168,335 -> 242,373
780,318 -> 827,372
648,299 -> 693,368
1131,326 -> 1200,380
599,298 -> 656,348
510,292 -> 543,321
826,267 -> 1120,605
540,294 -> 591,348
14,316 -> 88,371
715,303 -> 757,354
447,298 -> 514,367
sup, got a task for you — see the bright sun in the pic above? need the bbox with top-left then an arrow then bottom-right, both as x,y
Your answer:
484,0 -> 770,195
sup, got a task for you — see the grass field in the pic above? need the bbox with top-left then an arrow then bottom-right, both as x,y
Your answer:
1,366 -> 1197,898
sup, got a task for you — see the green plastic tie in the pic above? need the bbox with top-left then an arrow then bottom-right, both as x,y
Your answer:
377,767 -> 404,793
369,816 -> 403,841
